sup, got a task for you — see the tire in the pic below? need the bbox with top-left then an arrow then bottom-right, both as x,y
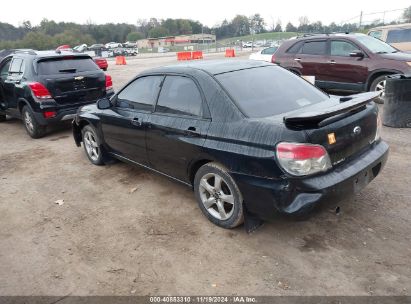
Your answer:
22,105 -> 46,138
81,125 -> 104,165
0,113 -> 6,122
370,75 -> 388,104
194,162 -> 244,229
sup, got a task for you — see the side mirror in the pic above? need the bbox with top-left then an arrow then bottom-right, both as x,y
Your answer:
97,98 -> 112,110
349,50 -> 365,58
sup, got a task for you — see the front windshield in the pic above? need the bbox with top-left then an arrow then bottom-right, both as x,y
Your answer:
355,35 -> 397,53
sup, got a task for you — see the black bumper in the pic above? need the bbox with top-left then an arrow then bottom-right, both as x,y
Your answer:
232,140 -> 389,220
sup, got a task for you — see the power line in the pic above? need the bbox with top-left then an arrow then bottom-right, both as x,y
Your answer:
340,7 -> 407,25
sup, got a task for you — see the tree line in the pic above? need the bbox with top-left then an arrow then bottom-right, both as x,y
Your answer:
0,6 -> 410,50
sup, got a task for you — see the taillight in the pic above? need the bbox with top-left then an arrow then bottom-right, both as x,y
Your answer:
28,82 -> 52,100
276,142 -> 332,176
43,111 -> 57,119
105,74 -> 113,91
271,55 -> 276,63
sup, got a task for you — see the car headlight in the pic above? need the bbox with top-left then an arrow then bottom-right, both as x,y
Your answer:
407,61 -> 411,67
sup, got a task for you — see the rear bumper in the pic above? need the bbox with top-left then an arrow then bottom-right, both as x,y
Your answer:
33,103 -> 94,125
232,140 -> 389,220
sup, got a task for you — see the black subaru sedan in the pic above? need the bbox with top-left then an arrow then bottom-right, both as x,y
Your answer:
72,60 -> 389,229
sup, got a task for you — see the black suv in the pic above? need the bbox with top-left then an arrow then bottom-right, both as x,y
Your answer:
0,50 -> 113,138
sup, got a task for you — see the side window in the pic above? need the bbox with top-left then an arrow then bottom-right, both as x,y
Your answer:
9,58 -> 23,74
300,41 -> 327,55
156,76 -> 203,117
0,60 -> 11,79
286,42 -> 303,54
330,40 -> 359,57
386,29 -> 411,43
261,47 -> 277,55
116,76 -> 163,111
369,30 -> 382,40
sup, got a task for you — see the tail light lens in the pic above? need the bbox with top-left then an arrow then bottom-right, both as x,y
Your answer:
28,82 -> 52,100
271,55 -> 276,63
105,74 -> 113,91
43,111 -> 57,119
276,142 -> 332,176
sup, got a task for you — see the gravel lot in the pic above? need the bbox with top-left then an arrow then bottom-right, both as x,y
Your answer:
0,52 -> 410,296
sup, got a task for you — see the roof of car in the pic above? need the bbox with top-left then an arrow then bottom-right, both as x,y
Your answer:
292,32 -> 368,41
147,59 -> 272,75
3,49 -> 91,59
368,23 -> 411,31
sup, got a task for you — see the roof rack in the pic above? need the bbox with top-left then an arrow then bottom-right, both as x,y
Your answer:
14,49 -> 37,55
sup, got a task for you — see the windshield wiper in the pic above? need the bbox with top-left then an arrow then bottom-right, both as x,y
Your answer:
375,51 -> 388,54
59,68 -> 77,73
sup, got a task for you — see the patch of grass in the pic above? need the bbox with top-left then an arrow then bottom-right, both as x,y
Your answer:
218,32 -> 297,44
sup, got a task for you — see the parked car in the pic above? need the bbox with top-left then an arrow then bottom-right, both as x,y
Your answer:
73,44 -> 88,53
105,42 -> 122,49
0,50 -> 114,138
89,44 -> 105,50
242,41 -> 253,48
72,60 -> 388,229
123,41 -> 137,48
273,33 -> 411,100
93,57 -> 108,71
249,46 -> 278,62
368,23 -> 411,52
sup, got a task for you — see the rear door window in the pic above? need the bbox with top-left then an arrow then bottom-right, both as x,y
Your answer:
300,41 -> 327,55
116,76 -> 163,111
155,76 -> 203,117
330,40 -> 359,56
386,29 -> 411,43
286,42 -> 303,53
9,58 -> 23,74
216,66 -> 328,118
37,57 -> 99,75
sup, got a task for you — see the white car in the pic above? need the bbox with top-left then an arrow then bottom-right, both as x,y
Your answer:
105,42 -> 122,49
249,46 -> 278,62
123,41 -> 137,48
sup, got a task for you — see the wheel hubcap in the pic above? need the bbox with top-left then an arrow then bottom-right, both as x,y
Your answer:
199,173 -> 235,220
24,111 -> 34,132
375,80 -> 386,97
84,131 -> 99,161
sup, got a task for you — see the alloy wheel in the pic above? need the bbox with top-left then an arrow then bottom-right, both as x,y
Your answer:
84,131 -> 100,161
24,111 -> 34,133
375,80 -> 386,97
199,172 -> 235,220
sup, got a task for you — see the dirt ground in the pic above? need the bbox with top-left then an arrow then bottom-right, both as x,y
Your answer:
0,52 -> 410,296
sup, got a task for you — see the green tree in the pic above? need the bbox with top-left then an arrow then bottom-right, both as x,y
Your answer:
285,22 -> 297,32
232,15 -> 250,36
162,19 -> 178,35
148,26 -> 169,38
178,20 -> 192,35
126,31 -> 144,41
249,14 -> 265,34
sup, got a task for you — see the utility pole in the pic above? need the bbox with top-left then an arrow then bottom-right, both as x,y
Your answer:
359,11 -> 363,29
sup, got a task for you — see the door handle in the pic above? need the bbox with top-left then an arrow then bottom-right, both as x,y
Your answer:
130,117 -> 142,127
328,60 -> 336,64
294,58 -> 301,62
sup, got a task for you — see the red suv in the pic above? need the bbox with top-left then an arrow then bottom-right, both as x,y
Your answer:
273,33 -> 411,97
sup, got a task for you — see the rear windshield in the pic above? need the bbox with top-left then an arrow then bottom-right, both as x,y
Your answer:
37,57 -> 99,75
216,66 -> 328,118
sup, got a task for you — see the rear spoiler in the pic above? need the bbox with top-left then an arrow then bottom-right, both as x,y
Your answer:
284,91 -> 379,128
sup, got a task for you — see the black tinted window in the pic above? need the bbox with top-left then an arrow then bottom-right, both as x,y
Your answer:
286,42 -> 303,53
386,29 -> 411,43
0,60 -> 11,78
156,76 -> 203,117
117,76 -> 163,111
37,57 -> 99,75
331,40 -> 358,56
9,58 -> 23,73
216,66 -> 328,118
301,41 -> 326,55
261,47 -> 277,54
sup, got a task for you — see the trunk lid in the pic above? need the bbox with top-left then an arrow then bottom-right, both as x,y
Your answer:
284,92 -> 379,165
36,56 -> 106,105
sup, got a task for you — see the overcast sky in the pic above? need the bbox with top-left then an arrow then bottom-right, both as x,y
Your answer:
0,0 -> 409,28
